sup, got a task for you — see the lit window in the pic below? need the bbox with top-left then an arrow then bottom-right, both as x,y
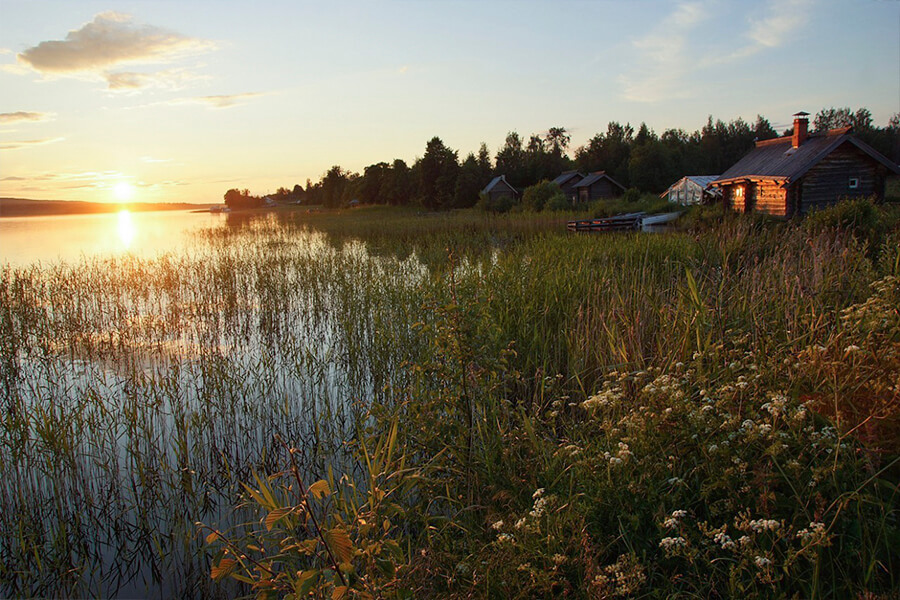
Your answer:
848,178 -> 859,189
735,186 -> 744,198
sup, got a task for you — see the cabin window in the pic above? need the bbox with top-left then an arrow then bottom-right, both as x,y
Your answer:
848,177 -> 859,189
734,186 -> 744,199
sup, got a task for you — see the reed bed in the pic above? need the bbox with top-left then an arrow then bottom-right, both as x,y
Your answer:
1,205 -> 897,598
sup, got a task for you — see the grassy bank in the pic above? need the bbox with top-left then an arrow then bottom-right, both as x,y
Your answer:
1,201 -> 898,598
204,203 -> 899,599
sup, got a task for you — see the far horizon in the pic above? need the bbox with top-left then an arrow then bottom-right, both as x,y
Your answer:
1,1 -> 898,204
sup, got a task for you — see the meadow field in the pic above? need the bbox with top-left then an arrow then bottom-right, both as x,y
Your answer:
1,202 -> 898,598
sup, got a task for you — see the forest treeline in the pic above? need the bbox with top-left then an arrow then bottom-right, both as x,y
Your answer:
226,107 -> 900,210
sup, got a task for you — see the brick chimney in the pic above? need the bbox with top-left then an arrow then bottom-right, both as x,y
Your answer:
792,111 -> 809,148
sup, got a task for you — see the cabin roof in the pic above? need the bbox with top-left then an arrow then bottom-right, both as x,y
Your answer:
552,171 -> 585,186
713,128 -> 900,186
482,175 -> 516,194
572,171 -> 626,191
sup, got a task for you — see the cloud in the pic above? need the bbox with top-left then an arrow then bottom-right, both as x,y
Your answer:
17,12 -> 214,75
104,67 -> 210,92
619,0 -> 814,102
172,92 -> 264,109
619,1 -> 713,102
0,111 -> 54,124
0,138 -> 65,151
747,0 -> 812,49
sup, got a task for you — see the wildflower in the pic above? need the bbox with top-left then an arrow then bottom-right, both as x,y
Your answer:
671,510 -> 687,518
714,531 -> 736,550
609,456 -> 623,466
491,520 -> 504,531
797,522 -> 827,544
551,554 -> 566,566
497,533 -> 514,543
708,444 -> 718,453
532,488 -> 545,499
754,556 -> 771,568
843,344 -> 861,354
749,519 -> 781,533
514,518 -> 526,530
530,496 -> 548,518
659,537 -> 686,551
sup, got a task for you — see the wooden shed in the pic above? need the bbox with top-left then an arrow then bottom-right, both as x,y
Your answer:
481,175 -> 518,203
552,171 -> 586,203
661,175 -> 721,205
572,171 -> 626,203
711,112 -> 900,217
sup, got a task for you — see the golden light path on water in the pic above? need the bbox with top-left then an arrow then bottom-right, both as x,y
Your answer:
117,209 -> 136,248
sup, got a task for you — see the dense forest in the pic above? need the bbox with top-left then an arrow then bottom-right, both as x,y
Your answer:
227,107 -> 900,210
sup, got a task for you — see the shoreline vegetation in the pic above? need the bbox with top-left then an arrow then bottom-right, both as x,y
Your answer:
0,197 -> 211,218
1,199 -> 899,598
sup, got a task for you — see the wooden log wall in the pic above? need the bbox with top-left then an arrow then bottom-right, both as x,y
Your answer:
799,143 -> 882,214
751,182 -> 788,217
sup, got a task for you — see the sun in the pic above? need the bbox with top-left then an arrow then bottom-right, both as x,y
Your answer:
113,181 -> 135,201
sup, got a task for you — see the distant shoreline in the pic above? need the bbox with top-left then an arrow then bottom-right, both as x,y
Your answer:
0,198 -> 213,218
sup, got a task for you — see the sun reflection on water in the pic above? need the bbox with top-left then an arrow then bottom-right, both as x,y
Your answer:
117,209 -> 135,248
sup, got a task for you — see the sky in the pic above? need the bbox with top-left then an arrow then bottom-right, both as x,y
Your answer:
1,0 -> 898,204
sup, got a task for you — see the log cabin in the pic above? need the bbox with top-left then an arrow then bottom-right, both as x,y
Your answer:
572,171 -> 626,203
711,112 -> 900,217
481,175 -> 518,202
552,171 -> 586,203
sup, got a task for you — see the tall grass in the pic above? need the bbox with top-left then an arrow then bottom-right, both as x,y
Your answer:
1,203 -> 897,598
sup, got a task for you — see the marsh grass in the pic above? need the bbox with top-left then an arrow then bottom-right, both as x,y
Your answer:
2,202 -> 898,598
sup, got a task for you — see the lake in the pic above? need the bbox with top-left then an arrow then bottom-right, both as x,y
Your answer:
1,210 -> 427,598
0,209 -> 226,266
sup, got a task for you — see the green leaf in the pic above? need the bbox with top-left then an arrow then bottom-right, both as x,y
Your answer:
210,557 -> 238,581
332,586 -> 349,600
308,479 -> 331,500
295,569 -> 320,596
265,506 -> 293,531
325,526 -> 354,564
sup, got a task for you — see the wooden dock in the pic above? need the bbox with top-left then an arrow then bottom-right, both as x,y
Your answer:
566,212 -> 645,232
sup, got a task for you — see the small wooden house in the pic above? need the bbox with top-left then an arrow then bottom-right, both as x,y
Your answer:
712,112 -> 900,217
661,175 -> 721,205
481,175 -> 518,203
572,171 -> 626,203
552,171 -> 586,202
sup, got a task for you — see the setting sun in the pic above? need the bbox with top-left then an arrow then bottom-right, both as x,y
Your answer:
113,181 -> 135,201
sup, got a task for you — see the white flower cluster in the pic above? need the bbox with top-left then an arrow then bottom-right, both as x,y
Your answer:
582,387 -> 623,411
754,556 -> 771,568
748,519 -> 781,533
713,531 -> 736,550
663,510 -> 687,530
796,521 -> 827,544
659,536 -> 686,551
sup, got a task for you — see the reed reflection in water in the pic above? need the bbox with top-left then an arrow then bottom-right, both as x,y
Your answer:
0,218 -> 430,598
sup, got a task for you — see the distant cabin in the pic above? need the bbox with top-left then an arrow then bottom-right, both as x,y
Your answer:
572,171 -> 626,203
482,175 -> 518,202
661,175 -> 721,205
712,112 -> 900,217
552,171 -> 586,203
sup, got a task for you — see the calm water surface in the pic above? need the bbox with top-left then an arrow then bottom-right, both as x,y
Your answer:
0,209 -> 224,266
1,210 -> 421,598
